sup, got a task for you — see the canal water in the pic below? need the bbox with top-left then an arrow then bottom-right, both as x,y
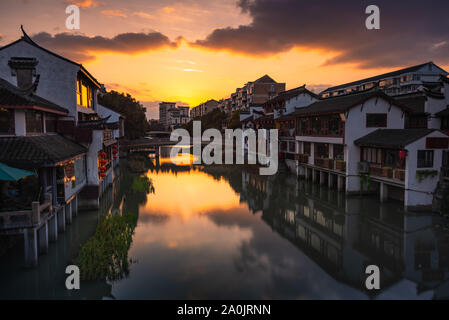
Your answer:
1,146 -> 449,299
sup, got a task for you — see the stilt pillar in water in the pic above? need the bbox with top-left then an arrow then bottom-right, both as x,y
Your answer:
48,214 -> 58,242
65,203 -> 72,225
57,207 -> 66,233
38,222 -> 49,254
24,228 -> 38,267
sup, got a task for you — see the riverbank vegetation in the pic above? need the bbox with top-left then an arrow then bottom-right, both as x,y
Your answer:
98,90 -> 149,140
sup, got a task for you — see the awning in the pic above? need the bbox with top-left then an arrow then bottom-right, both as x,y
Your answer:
0,162 -> 36,181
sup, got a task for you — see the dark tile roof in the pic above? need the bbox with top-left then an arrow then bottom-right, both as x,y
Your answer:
0,77 -> 68,114
254,74 -> 277,83
0,134 -> 87,168
321,62 -> 448,94
354,129 -> 436,148
394,93 -> 427,114
265,85 -> 320,106
292,90 -> 409,116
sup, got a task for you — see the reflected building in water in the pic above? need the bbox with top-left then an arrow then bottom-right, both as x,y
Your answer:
239,170 -> 449,299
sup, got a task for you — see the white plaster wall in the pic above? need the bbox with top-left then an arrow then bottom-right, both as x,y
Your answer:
426,96 -> 446,129
345,97 -> 405,192
0,40 -> 79,120
86,130 -> 103,185
97,104 -> 122,138
404,131 -> 448,208
285,93 -> 317,114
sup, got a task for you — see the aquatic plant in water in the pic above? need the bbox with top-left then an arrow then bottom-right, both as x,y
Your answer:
75,212 -> 138,281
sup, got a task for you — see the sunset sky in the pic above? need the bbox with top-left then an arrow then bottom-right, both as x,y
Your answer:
1,0 -> 448,119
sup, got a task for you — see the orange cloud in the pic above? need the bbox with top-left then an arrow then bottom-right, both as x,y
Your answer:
101,9 -> 127,18
162,6 -> 175,14
132,11 -> 155,19
72,0 -> 99,8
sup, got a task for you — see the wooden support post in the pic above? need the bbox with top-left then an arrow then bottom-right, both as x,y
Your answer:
38,222 -> 49,254
312,169 -> 317,183
24,228 -> 38,267
320,171 -> 325,186
65,203 -> 72,225
328,173 -> 335,189
380,182 -> 389,203
337,175 -> 344,192
57,207 -> 66,233
48,214 -> 58,242
72,196 -> 78,217
31,201 -> 40,225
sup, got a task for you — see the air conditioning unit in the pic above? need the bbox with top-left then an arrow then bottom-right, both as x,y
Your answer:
358,162 -> 370,174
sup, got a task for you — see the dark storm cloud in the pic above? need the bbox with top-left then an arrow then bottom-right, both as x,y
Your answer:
31,31 -> 180,62
193,0 -> 449,68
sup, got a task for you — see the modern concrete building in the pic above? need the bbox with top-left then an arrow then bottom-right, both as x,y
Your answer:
190,99 -> 219,118
230,75 -> 285,112
159,101 -> 176,129
320,62 -> 448,98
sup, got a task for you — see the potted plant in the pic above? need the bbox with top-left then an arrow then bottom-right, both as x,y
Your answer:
382,166 -> 393,178
324,158 -> 334,169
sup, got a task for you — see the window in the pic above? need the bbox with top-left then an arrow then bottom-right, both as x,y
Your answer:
363,147 -> 382,164
303,142 -> 311,155
76,77 -> 93,108
315,143 -> 329,159
366,113 -> 387,128
25,110 -> 43,133
312,117 -> 321,134
45,114 -> 57,133
0,108 -> 15,134
334,144 -> 344,160
328,115 -> 342,136
417,150 -> 434,168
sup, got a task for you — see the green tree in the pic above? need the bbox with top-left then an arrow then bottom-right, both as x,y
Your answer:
98,90 -> 149,140
182,109 -> 227,135
227,110 -> 241,129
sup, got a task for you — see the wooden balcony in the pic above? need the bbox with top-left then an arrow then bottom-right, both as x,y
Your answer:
0,193 -> 52,230
314,158 -> 334,169
296,154 -> 309,164
335,160 -> 346,171
367,164 -> 405,181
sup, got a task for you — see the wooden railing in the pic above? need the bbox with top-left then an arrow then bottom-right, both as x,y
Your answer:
296,154 -> 309,164
314,158 -> 334,169
0,193 -> 52,229
335,160 -> 346,171
367,164 -> 405,181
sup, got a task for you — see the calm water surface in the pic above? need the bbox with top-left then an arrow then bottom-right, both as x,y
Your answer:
1,146 -> 449,299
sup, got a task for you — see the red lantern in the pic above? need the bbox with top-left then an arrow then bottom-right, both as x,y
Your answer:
100,159 -> 107,165
399,150 -> 406,160
100,151 -> 107,158
100,166 -> 106,172
113,149 -> 118,155
112,144 -> 118,149
113,155 -> 118,160
100,173 -> 106,178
